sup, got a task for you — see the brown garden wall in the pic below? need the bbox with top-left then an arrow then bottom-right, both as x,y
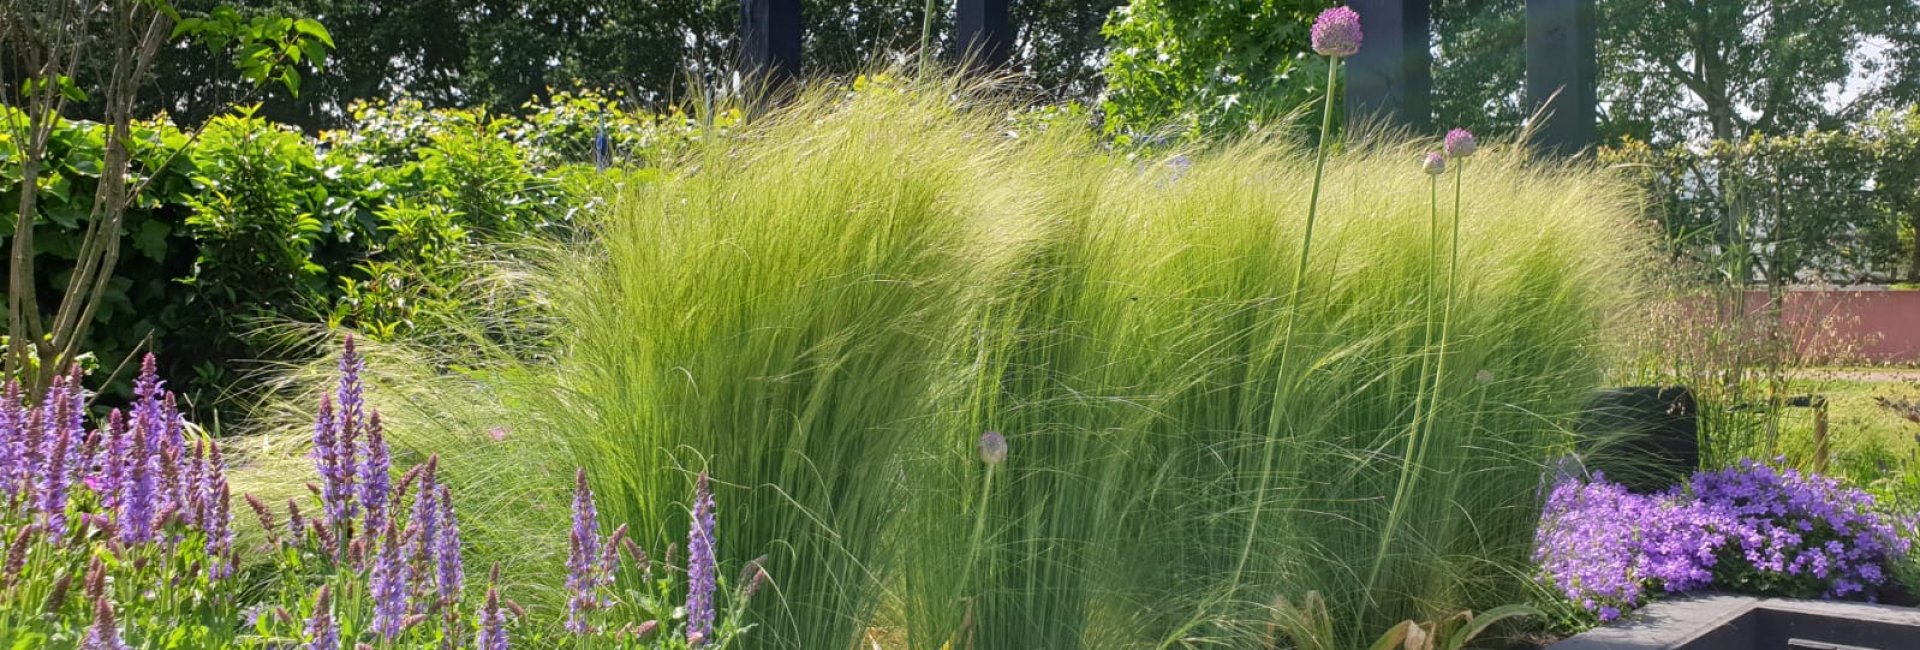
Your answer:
1746,288 -> 1920,364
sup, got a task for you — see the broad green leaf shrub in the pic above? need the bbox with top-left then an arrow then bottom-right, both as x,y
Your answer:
1100,0 -> 1328,144
0,95 -> 722,412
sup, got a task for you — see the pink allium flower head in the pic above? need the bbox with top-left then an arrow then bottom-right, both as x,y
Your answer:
1310,6 -> 1362,58
1444,128 -> 1477,159
1421,152 -> 1446,176
977,431 -> 1008,465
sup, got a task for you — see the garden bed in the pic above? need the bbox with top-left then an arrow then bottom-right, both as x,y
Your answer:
1548,595 -> 1920,650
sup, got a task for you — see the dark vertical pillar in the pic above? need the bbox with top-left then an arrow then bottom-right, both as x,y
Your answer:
741,0 -> 802,84
1343,0 -> 1431,132
955,0 -> 1012,70
1526,0 -> 1598,155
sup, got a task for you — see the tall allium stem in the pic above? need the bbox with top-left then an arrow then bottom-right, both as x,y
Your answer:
1365,155 -> 1449,597
918,0 -> 938,75
1229,49 -> 1346,593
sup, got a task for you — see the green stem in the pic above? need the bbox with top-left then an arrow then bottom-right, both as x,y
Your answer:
1227,55 -> 1341,595
919,0 -> 940,76
1359,171 -> 1443,594
955,462 -> 998,624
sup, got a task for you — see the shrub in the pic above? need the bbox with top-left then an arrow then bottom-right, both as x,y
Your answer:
0,93 -> 714,413
1535,461 -> 1916,625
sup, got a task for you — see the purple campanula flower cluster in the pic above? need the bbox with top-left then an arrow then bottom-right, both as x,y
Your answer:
1536,461 -> 1915,623
1688,460 -> 1912,598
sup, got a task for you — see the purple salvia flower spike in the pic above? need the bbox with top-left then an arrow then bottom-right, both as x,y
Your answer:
478,565 -> 510,650
37,372 -> 76,539
687,471 -> 717,647
0,380 -> 25,499
435,483 -> 463,606
360,411 -> 391,535
436,483 -> 464,649
565,468 -> 599,635
369,518 -> 408,640
81,591 -> 130,650
306,585 -> 338,650
1310,6 -> 1362,58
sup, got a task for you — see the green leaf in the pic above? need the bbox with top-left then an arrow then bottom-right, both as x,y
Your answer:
293,18 -> 334,48
281,69 -> 302,97
132,219 -> 172,261
1441,605 -> 1538,650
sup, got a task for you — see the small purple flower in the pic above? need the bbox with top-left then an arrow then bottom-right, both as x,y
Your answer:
369,519 -> 408,640
306,585 -> 338,650
687,472 -> 717,647
1421,152 -> 1445,176
205,480 -> 235,580
1444,128 -> 1477,159
977,431 -> 1007,465
566,468 -> 600,635
1310,6 -> 1363,58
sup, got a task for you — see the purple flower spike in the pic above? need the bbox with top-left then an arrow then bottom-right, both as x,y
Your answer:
435,483 -> 463,607
369,519 -> 408,640
977,431 -> 1008,465
1444,128 -> 1477,159
312,395 -> 355,533
306,585 -> 338,650
1310,6 -> 1362,58
0,381 -> 25,499
478,567 -> 510,650
566,468 -> 600,635
37,372 -> 78,538
81,592 -> 130,650
360,411 -> 392,534
118,412 -> 156,546
1421,152 -> 1446,176
687,472 -> 717,647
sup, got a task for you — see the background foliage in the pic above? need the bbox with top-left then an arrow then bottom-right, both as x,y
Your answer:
0,93 -> 728,412
1601,109 -> 1920,285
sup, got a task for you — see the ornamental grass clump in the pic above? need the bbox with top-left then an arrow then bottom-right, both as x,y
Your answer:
1536,461 -> 1915,624
253,72 -> 1647,648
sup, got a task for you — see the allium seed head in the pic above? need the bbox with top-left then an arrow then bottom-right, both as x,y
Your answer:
1421,152 -> 1445,176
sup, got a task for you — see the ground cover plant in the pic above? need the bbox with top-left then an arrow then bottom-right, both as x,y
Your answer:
1534,461 -> 1916,625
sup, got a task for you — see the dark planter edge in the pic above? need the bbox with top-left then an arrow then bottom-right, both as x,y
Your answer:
1546,594 -> 1920,649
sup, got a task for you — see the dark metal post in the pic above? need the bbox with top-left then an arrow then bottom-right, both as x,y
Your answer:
1526,0 -> 1597,155
955,0 -> 1012,70
1343,0 -> 1431,132
741,0 -> 802,85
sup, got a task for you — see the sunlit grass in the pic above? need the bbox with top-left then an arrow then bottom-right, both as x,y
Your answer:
236,75 -> 1650,649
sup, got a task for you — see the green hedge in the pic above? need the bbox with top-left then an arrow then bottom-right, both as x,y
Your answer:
0,91 -> 734,411
1600,109 -> 1920,285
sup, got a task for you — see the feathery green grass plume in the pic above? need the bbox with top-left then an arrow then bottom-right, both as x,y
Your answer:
236,76 -> 1647,649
